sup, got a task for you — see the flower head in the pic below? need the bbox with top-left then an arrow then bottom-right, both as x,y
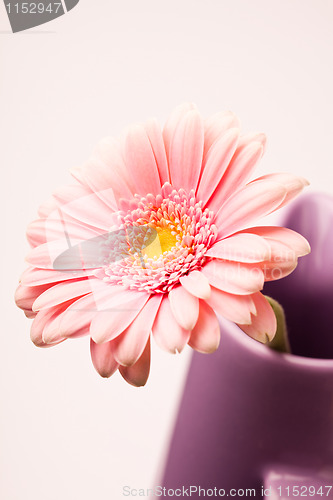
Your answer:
15,104 -> 310,386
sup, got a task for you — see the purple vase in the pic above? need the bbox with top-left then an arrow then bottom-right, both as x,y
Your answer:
159,193 -> 333,499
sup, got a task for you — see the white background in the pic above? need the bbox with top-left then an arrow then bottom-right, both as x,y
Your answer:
1,1 -> 333,499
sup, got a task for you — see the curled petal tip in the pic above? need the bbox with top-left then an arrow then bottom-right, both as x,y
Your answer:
299,176 -> 310,187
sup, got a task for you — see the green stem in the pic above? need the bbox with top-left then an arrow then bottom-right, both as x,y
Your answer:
265,296 -> 291,354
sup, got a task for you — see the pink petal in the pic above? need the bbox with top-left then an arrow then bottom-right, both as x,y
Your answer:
169,286 -> 199,330
43,312 -> 87,344
237,132 -> 267,152
205,233 -> 271,263
124,124 -> 162,196
32,279 -> 95,311
30,308 -> 53,347
189,301 -> 220,353
207,139 -> 265,213
21,266 -> 95,287
168,109 -> 204,191
256,239 -> 298,281
91,136 -> 136,193
251,173 -> 309,210
90,339 -> 119,378
237,292 -> 277,343
37,196 -> 58,219
53,182 -> 93,205
89,289 -> 150,344
58,293 -> 100,337
214,179 -> 287,239
86,135 -> 137,200
202,259 -> 264,295
15,283 -> 51,311
24,242 -> 61,270
163,103 -> 197,163
25,235 -> 114,272
144,119 -> 169,185
197,127 -> 239,204
25,310 -> 37,319
179,270 -> 211,299
152,296 -> 190,354
26,217 -> 101,248
262,260 -> 297,281
203,111 -> 240,158
26,220 -> 47,248
53,185 -> 113,231
30,307 -> 66,348
119,338 -> 151,387
77,158 -> 133,210
206,286 -> 256,325
111,295 -> 162,366
239,226 -> 311,257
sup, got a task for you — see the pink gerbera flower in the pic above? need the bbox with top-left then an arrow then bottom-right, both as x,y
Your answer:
15,104 -> 310,386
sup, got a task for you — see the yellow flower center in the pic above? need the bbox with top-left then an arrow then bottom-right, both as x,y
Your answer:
142,225 -> 179,260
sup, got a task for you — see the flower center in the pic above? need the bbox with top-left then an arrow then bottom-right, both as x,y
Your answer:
142,225 -> 179,260
95,183 -> 217,293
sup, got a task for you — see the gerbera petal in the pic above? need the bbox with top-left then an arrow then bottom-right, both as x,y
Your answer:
237,292 -> 277,343
58,297 -> 95,338
89,290 -> 150,344
76,158 -> 133,210
203,110 -> 240,157
111,295 -> 162,366
119,337 -> 151,387
239,226 -> 311,257
179,270 -> 211,299
252,173 -> 309,210
124,124 -> 162,196
56,286 -> 114,338
37,196 -> 58,219
257,239 -> 298,281
202,259 -> 264,295
91,136 -> 136,193
145,119 -> 169,185
168,109 -> 204,191
208,138 -> 265,213
163,102 -> 197,162
43,312 -> 87,344
25,310 -> 37,319
30,307 -> 66,348
32,279 -> 94,311
206,286 -> 256,325
26,236 -> 114,271
169,286 -> 199,330
21,266 -> 95,287
53,185 -> 113,231
189,301 -> 220,353
53,181 -> 93,202
197,127 -> 239,204
90,339 -> 119,378
152,296 -> 190,354
15,283 -> 51,311
214,179 -> 287,239
234,132 -> 267,155
26,217 -> 101,248
26,220 -> 47,248
205,233 -> 271,263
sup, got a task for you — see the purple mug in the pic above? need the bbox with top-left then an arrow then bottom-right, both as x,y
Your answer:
159,193 -> 333,499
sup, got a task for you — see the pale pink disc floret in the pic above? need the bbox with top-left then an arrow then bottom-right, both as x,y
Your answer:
15,104 -> 310,386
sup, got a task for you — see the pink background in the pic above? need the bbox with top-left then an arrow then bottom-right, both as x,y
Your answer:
1,1 -> 333,499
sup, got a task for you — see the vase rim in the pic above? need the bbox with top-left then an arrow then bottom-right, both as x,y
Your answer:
221,317 -> 333,373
